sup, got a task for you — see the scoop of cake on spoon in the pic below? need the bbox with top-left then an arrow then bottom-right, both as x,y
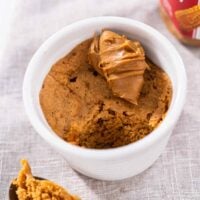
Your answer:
9,159 -> 80,200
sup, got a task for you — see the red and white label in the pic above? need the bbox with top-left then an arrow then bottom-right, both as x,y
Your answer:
160,0 -> 200,39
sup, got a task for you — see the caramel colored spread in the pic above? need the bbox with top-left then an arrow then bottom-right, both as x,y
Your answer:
40,36 -> 172,149
88,30 -> 149,104
13,160 -> 79,200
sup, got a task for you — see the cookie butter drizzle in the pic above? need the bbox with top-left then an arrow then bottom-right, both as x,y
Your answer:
88,30 -> 149,105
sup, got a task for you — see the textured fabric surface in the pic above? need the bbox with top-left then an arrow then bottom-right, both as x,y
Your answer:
0,0 -> 200,199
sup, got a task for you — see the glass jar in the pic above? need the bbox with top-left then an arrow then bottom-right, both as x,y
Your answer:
160,0 -> 200,46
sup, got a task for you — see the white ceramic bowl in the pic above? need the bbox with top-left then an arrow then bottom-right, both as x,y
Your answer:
23,17 -> 187,181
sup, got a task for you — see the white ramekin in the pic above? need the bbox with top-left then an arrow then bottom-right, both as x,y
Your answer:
23,17 -> 187,181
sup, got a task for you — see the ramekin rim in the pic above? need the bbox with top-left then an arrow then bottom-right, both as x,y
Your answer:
23,16 -> 187,159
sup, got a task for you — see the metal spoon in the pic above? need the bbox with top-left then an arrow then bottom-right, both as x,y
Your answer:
9,176 -> 44,200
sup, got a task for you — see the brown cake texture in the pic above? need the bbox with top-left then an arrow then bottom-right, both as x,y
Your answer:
13,160 -> 80,200
40,38 -> 172,149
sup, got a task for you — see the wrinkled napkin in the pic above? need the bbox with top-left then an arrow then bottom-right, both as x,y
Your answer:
0,0 -> 200,199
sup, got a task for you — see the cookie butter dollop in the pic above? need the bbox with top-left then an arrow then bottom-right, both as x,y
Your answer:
13,160 -> 80,200
88,30 -> 149,104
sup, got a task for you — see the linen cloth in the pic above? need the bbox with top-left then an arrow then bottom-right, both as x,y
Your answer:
0,0 -> 200,199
